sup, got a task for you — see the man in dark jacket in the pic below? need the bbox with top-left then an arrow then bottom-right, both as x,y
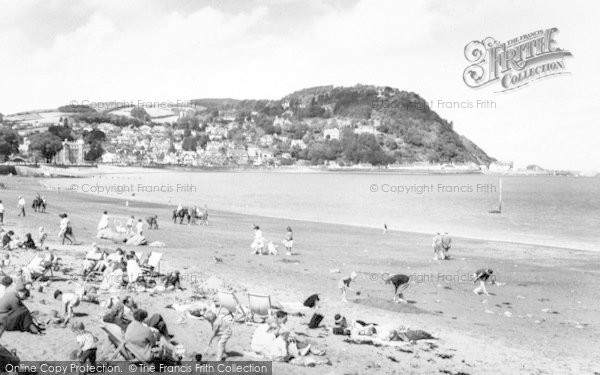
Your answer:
0,282 -> 41,337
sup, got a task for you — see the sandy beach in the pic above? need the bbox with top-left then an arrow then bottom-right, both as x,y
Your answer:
0,176 -> 599,374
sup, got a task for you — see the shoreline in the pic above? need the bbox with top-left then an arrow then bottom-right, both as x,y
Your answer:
36,175 -> 600,254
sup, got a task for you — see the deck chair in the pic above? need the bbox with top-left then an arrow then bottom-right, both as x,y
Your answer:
141,252 -> 162,276
101,324 -> 150,363
23,253 -> 56,281
247,293 -> 272,322
217,291 -> 248,322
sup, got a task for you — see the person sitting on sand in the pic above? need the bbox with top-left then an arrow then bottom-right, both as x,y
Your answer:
251,311 -> 325,363
1,230 -> 15,250
103,297 -> 130,331
73,322 -> 98,366
164,271 -> 183,291
38,227 -> 47,249
20,233 -> 36,249
125,309 -> 177,363
383,273 -> 411,303
283,226 -> 293,256
339,271 -> 359,302
0,281 -> 43,336
332,314 -> 350,335
250,225 -> 265,255
473,268 -> 494,296
203,310 -> 233,361
54,289 -> 81,324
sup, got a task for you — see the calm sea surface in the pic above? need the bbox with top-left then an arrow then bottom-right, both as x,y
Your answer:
48,170 -> 600,251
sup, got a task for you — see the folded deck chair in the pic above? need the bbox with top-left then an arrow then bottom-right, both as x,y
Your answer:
141,252 -> 162,276
217,291 -> 248,322
101,324 -> 149,362
247,293 -> 272,321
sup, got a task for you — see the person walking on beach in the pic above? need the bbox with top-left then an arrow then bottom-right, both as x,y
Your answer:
250,225 -> 265,255
0,200 -> 4,225
339,271 -> 359,302
17,196 -> 25,217
441,232 -> 452,259
135,218 -> 144,236
38,227 -> 47,249
59,213 -> 75,245
383,273 -> 410,303
432,233 -> 443,260
97,211 -> 109,237
126,216 -> 135,235
283,226 -> 294,256
383,223 -> 388,235
473,268 -> 494,296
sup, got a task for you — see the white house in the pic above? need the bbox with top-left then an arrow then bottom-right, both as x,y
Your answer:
324,128 -> 340,140
290,139 -> 307,150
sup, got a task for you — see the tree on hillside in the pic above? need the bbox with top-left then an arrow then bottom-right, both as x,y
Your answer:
83,128 -> 106,144
48,125 -> 74,141
0,128 -> 21,161
29,131 -> 63,162
182,136 -> 198,151
85,143 -> 104,162
131,107 -> 151,122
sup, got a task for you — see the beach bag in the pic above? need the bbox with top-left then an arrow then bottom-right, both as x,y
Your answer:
307,313 -> 324,329
303,294 -> 320,308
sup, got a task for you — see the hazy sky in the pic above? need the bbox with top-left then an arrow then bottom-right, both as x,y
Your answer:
0,0 -> 598,170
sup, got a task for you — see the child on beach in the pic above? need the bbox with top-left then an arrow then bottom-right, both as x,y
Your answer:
383,223 -> 388,235
54,289 -> 81,324
73,322 -> 98,366
339,271 -> 359,302
283,226 -> 293,255
473,268 -> 494,295
250,225 -> 265,255
38,227 -> 47,249
0,200 -> 4,224
204,310 -> 233,361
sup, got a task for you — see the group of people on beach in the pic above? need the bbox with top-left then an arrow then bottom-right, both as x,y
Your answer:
250,225 -> 294,256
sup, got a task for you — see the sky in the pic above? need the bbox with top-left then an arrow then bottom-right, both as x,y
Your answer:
0,0 -> 598,171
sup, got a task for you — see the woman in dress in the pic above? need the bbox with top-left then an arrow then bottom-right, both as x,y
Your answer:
283,226 -> 294,256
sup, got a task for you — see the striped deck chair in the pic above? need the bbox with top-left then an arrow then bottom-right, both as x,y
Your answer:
217,291 -> 248,322
247,293 -> 272,322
